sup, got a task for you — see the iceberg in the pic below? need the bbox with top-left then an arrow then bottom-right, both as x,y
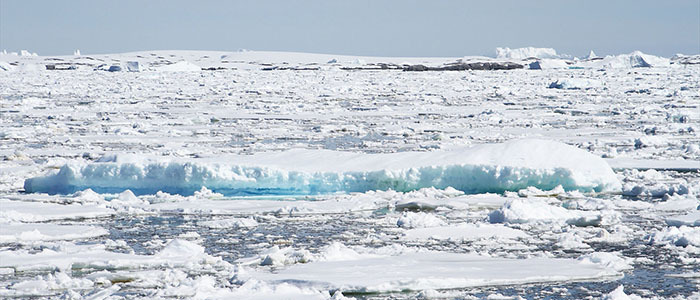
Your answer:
496,47 -> 560,59
24,139 -> 622,196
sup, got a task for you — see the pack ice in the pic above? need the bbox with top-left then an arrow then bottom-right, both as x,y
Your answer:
24,139 -> 621,196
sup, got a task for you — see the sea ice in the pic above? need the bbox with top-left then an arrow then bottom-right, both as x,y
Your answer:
401,223 -> 527,241
0,223 -> 108,243
244,250 -> 621,292
488,198 -> 616,226
24,139 -> 622,196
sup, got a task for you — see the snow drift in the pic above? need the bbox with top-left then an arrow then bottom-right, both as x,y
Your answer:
24,139 -> 621,196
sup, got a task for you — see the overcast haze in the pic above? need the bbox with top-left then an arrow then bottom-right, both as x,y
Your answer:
1,0 -> 698,57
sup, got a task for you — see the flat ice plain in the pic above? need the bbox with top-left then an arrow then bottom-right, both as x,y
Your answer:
0,48 -> 699,299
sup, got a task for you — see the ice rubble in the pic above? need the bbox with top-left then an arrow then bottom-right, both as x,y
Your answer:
24,139 -> 622,196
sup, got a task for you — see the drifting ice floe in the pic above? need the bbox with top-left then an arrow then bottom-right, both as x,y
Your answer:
24,139 -> 621,196
244,250 -> 622,293
0,224 -> 108,243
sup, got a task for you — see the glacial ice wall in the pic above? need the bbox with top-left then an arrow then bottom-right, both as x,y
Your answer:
24,140 -> 622,196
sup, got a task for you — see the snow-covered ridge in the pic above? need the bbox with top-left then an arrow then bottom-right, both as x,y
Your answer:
24,139 -> 621,196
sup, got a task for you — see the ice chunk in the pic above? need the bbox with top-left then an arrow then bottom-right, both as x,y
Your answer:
125,61 -> 141,72
603,285 -> 643,300
396,212 -> 446,228
488,198 -> 613,226
581,51 -> 670,68
0,223 -> 108,243
0,199 -> 114,222
24,139 -> 622,196
650,226 -> 700,247
666,211 -> 700,227
245,251 -> 621,292
401,223 -> 527,241
585,50 -> 599,59
198,217 -> 259,229
0,239 -> 226,273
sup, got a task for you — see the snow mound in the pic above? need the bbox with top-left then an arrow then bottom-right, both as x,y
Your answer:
157,61 -> 201,72
24,139 -> 622,196
496,47 -> 559,59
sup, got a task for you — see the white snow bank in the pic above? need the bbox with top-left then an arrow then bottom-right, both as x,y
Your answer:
0,223 -> 108,243
157,61 -> 201,72
496,47 -> 560,59
401,223 -> 527,241
488,198 -> 617,226
245,250 -> 621,292
0,199 -> 114,222
24,139 -> 622,196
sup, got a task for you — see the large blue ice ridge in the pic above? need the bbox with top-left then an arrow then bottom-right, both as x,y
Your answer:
23,140 -> 622,196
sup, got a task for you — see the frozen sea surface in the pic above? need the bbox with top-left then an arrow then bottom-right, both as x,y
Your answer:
0,49 -> 699,299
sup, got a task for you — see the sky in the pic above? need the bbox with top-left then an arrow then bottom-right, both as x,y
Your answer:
1,0 -> 698,58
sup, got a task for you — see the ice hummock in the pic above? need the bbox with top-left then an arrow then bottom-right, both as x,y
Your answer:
24,139 -> 621,196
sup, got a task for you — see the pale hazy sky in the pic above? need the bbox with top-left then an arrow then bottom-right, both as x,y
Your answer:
1,0 -> 698,57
